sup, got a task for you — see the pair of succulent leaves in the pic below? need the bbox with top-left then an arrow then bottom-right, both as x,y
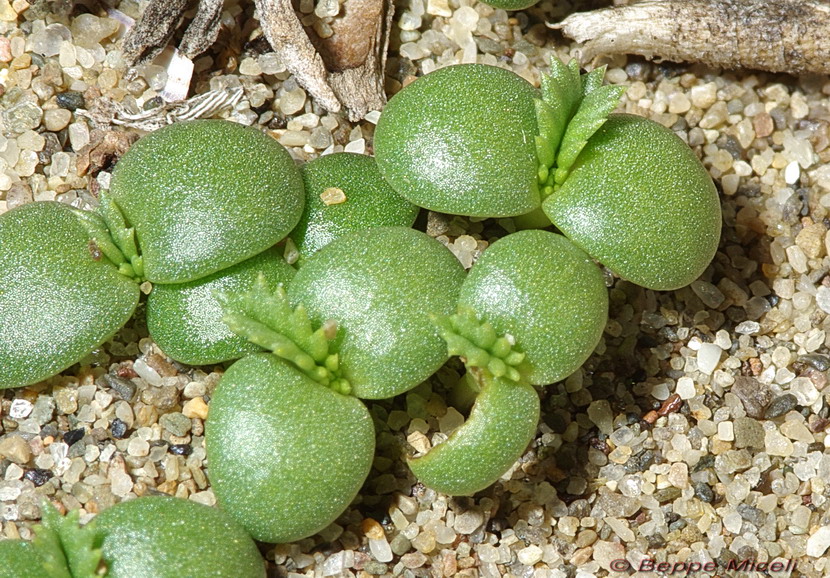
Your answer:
0,120 -> 308,391
0,496 -> 266,578
373,57 -> 722,292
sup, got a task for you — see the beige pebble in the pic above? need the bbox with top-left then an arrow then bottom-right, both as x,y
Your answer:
0,435 -> 32,464
43,108 -> 71,131
182,396 -> 209,420
0,0 -> 17,21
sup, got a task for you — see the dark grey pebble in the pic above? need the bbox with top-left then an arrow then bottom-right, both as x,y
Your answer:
694,482 -> 714,503
104,374 -> 137,401
168,444 -> 193,456
56,91 -> 85,111
798,353 -> 830,371
737,503 -> 765,527
63,427 -> 85,446
24,469 -> 53,487
110,418 -> 128,439
764,393 -> 799,418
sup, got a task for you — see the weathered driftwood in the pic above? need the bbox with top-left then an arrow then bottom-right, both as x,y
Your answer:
554,0 -> 830,76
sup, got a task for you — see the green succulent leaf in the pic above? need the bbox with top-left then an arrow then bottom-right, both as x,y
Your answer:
108,119 -> 305,284
408,370 -> 540,496
95,190 -> 144,280
374,64 -> 541,217
288,226 -> 466,399
146,247 -> 296,366
205,353 -> 375,543
91,496 -> 265,577
535,57 -> 624,193
543,114 -> 722,290
289,152 -> 419,265
216,272 -> 348,393
458,230 -> 608,386
580,65 -> 607,97
38,501 -> 101,578
0,539 -> 63,578
0,202 -> 140,390
433,308 -> 526,383
553,83 -> 627,183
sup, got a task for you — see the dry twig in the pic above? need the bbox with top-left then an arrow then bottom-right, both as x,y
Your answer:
554,0 -> 830,76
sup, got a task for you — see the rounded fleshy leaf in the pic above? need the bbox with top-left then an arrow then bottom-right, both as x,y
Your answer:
481,0 -> 537,8
543,114 -> 721,290
0,540 -> 67,578
146,247 -> 295,365
374,64 -> 541,217
0,202 -> 139,390
205,353 -> 375,543
458,230 -> 608,386
288,226 -> 466,399
408,371 -> 539,495
289,152 -> 419,264
108,119 -> 304,283
92,496 -> 265,578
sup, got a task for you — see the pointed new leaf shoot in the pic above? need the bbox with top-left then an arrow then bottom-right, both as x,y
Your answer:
36,502 -> 97,578
554,84 -> 627,183
216,274 -> 349,393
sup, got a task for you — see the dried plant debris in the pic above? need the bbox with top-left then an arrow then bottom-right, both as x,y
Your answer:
75,88 -> 244,131
554,0 -> 830,76
120,0 -> 392,119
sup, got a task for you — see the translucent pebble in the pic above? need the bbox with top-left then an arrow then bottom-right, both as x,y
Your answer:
697,343 -> 723,375
133,358 -> 163,386
765,428 -> 794,457
667,92 -> 691,114
399,11 -> 421,30
28,23 -> 71,57
16,130 -> 44,152
9,399 -> 33,419
43,109 -> 71,132
427,0 -> 451,16
744,295 -> 771,320
68,121 -> 90,151
279,87 -> 306,115
609,426 -> 634,446
399,42 -> 428,60
369,537 -> 393,563
279,130 -> 309,147
723,511 -> 743,533
691,280 -> 725,308
15,150 -> 38,177
2,102 -> 43,134
344,138 -> 365,154
786,245 -> 809,274
451,6 -> 479,32
587,400 -> 613,434
49,152 -> 71,178
676,377 -> 696,400
517,545 -> 543,565
238,57 -> 261,76
314,0 -> 339,18
258,53 -> 286,75
806,526 -> 830,557
109,469 -> 133,497
816,287 -> 830,313
784,161 -> 801,184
